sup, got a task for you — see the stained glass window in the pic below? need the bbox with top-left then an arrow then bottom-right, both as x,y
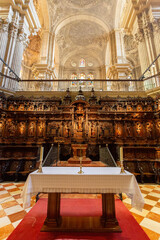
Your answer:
71,73 -> 77,86
88,73 -> 94,80
71,73 -> 77,79
79,73 -> 85,79
79,58 -> 85,67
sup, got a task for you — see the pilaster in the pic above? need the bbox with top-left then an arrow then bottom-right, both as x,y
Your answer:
0,19 -> 10,72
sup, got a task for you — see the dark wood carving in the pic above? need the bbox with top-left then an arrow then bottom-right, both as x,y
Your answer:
0,90 -> 159,181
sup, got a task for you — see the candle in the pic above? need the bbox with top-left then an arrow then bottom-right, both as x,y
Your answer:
40,146 -> 44,162
38,146 -> 44,173
120,147 -> 123,161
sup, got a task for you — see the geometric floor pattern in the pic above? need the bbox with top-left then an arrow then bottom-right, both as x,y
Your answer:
0,182 -> 160,240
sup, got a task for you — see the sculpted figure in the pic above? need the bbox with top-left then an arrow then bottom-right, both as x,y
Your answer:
19,122 -> 25,136
8,121 -> 16,136
28,122 -> 35,136
77,116 -> 83,131
38,122 -> 45,136
0,121 -> 3,136
91,122 -> 96,137
126,123 -> 131,136
136,122 -> 142,135
117,124 -> 121,137
146,122 -> 152,137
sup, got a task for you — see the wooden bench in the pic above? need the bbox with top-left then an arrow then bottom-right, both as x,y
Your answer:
137,161 -> 158,183
2,159 -> 22,182
18,159 -> 37,181
123,161 -> 141,182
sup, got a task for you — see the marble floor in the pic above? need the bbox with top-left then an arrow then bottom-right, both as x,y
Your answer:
0,182 -> 160,240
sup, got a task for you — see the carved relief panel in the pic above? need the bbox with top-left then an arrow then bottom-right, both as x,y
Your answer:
18,122 -> 26,136
28,122 -> 36,137
6,120 -> 16,137
37,121 -> 45,137
135,122 -> 143,137
115,122 -> 123,138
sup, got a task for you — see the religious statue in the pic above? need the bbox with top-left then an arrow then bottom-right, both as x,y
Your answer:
8,121 -> 16,136
19,122 -> 25,136
126,123 -> 131,136
116,124 -> 122,137
136,122 -> 142,136
0,121 -> 3,136
77,104 -> 83,112
64,122 -> 70,138
38,121 -> 45,137
28,122 -> 35,136
146,122 -> 152,138
77,116 -> 83,131
91,122 -> 96,137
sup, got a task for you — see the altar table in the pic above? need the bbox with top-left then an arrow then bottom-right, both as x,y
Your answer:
22,167 -> 144,232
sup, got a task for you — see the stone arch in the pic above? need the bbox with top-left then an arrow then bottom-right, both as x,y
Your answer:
61,48 -> 103,67
54,15 -> 110,36
39,0 -> 50,29
115,0 -> 127,28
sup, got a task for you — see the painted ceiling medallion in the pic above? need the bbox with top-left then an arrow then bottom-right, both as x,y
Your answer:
66,0 -> 99,8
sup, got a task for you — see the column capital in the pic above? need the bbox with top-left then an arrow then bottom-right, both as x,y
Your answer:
143,23 -> 153,38
0,19 -> 10,33
152,19 -> 160,33
9,22 -> 19,38
135,29 -> 144,43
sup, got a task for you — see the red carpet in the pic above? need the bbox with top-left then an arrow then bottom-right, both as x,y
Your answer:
7,198 -> 150,240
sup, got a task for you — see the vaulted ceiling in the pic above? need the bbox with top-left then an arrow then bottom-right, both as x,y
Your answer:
46,0 -> 119,69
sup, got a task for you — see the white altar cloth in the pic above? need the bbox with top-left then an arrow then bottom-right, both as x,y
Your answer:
22,167 -> 144,211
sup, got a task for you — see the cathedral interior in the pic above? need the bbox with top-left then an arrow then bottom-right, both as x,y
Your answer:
0,0 -> 160,183
0,0 -> 160,239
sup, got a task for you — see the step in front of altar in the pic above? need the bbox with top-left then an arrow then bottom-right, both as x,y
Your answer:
68,156 -> 92,164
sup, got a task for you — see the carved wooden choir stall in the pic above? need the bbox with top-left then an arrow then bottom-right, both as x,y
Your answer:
0,88 -> 159,182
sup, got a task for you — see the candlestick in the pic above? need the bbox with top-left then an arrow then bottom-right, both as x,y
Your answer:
120,146 -> 125,174
37,146 -> 44,173
78,145 -> 84,174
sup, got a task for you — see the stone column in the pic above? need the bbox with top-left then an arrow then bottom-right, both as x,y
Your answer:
31,30 -> 55,90
153,20 -> 160,87
11,29 -> 28,90
135,29 -> 149,73
0,19 -> 9,73
2,11 -> 19,89
107,30 -> 132,90
143,10 -> 158,89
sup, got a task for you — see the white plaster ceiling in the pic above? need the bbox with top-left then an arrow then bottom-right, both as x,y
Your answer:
47,0 -> 118,70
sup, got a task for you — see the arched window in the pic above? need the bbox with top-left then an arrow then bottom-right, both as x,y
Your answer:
88,73 -> 94,80
71,73 -> 77,79
79,73 -> 85,79
79,58 -> 85,67
71,73 -> 77,86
